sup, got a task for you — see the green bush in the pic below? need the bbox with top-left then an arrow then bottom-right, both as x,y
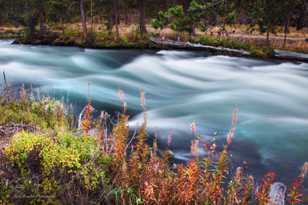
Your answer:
1,132 -> 112,204
5,132 -> 110,175
250,46 -> 274,58
84,32 -> 97,47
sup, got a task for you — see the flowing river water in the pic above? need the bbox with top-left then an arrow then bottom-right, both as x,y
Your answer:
1,40 -> 308,185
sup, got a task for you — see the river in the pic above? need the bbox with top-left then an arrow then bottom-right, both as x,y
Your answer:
1,40 -> 308,185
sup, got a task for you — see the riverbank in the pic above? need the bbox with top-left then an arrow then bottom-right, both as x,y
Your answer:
1,25 -> 308,62
9,35 -> 308,63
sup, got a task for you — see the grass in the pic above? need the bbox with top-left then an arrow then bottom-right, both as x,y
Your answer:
0,85 -> 308,204
10,24 -> 153,49
195,35 -> 274,58
3,23 -> 306,56
0,94 -> 71,130
273,41 -> 308,54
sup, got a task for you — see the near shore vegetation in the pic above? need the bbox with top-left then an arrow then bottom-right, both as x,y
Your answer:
1,84 -> 308,205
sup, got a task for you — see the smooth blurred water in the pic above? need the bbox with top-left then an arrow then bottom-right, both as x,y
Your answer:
1,40 -> 308,184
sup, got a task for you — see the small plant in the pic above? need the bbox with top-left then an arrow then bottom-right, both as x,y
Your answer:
256,172 -> 277,205
288,162 -> 308,205
80,101 -> 94,135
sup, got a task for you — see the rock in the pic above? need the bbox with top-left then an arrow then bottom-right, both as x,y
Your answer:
267,182 -> 287,205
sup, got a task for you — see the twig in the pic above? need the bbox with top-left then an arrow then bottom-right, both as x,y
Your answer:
125,126 -> 138,152
2,71 -> 7,88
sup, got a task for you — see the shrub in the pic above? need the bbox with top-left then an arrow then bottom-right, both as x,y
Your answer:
1,132 -> 112,204
0,96 -> 69,130
84,32 -> 97,47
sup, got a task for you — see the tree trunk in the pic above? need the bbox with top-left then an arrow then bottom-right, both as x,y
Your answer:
37,1 -> 46,35
27,15 -> 37,37
113,0 -> 120,39
80,0 -> 87,40
266,30 -> 270,46
283,18 -> 289,48
138,0 -> 147,36
91,0 -> 94,32
124,2 -> 129,25
61,18 -> 65,35
39,11 -> 46,35
182,0 -> 190,13
107,14 -> 114,34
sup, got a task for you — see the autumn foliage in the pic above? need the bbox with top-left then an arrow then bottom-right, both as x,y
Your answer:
1,87 -> 308,205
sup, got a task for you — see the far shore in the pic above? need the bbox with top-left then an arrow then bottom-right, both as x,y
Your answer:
1,25 -> 308,63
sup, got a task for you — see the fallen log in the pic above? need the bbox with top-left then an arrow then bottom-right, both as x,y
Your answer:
274,50 -> 308,63
150,37 -> 251,56
151,37 -> 308,63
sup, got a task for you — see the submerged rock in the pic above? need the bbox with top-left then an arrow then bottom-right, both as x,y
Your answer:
268,182 -> 287,205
